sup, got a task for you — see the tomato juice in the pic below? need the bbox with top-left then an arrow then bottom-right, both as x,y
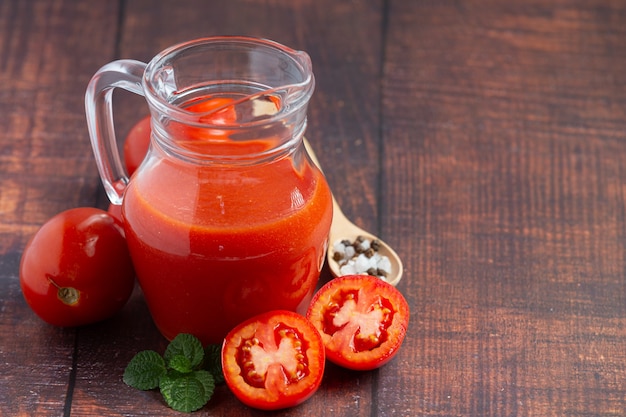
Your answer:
122,98 -> 332,345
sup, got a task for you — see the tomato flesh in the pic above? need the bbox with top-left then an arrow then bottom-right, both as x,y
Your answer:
222,310 -> 324,410
307,275 -> 409,371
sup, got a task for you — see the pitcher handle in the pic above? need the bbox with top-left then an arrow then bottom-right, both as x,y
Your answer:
85,60 -> 147,205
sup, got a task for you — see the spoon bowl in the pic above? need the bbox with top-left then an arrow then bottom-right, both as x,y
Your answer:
303,139 -> 403,286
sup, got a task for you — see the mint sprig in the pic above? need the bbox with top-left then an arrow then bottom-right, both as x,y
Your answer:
123,334 -> 223,413
160,370 -> 214,413
164,333 -> 204,369
123,350 -> 166,390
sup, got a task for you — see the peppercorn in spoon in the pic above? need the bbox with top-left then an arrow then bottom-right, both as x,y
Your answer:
303,138 -> 403,286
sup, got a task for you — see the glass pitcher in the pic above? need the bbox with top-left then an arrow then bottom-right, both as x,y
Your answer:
85,37 -> 333,345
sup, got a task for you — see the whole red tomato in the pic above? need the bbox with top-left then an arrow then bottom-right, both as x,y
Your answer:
222,310 -> 325,410
19,207 -> 135,327
306,275 -> 409,371
123,115 -> 151,176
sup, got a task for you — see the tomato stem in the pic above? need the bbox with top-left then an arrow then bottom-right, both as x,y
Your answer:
47,275 -> 80,306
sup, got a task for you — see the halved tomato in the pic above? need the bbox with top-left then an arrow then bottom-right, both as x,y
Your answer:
306,275 -> 409,371
221,310 -> 325,410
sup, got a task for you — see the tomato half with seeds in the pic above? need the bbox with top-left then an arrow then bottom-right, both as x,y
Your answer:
306,275 -> 409,371
222,310 -> 325,410
19,208 -> 135,327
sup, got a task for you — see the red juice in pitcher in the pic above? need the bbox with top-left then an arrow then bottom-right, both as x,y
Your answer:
122,101 -> 331,345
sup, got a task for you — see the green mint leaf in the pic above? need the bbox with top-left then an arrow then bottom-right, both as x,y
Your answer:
192,370 -> 215,401
123,350 -> 167,390
164,334 -> 204,369
160,370 -> 215,413
168,354 -> 193,374
203,344 -> 225,384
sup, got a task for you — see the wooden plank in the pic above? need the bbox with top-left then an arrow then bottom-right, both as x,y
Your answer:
381,0 -> 626,415
0,0 -> 119,253
67,1 -> 386,416
0,1 -> 120,416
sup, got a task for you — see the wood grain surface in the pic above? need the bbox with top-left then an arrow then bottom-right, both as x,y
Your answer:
1,0 -> 626,416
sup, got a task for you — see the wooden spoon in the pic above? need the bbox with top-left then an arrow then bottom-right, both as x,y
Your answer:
303,138 -> 403,286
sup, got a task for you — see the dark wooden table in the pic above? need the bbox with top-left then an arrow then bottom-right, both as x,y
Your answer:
2,0 -> 626,416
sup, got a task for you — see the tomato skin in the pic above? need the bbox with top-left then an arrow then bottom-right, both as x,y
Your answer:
19,208 -> 135,327
123,115 -> 151,176
222,310 -> 325,410
306,275 -> 409,371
